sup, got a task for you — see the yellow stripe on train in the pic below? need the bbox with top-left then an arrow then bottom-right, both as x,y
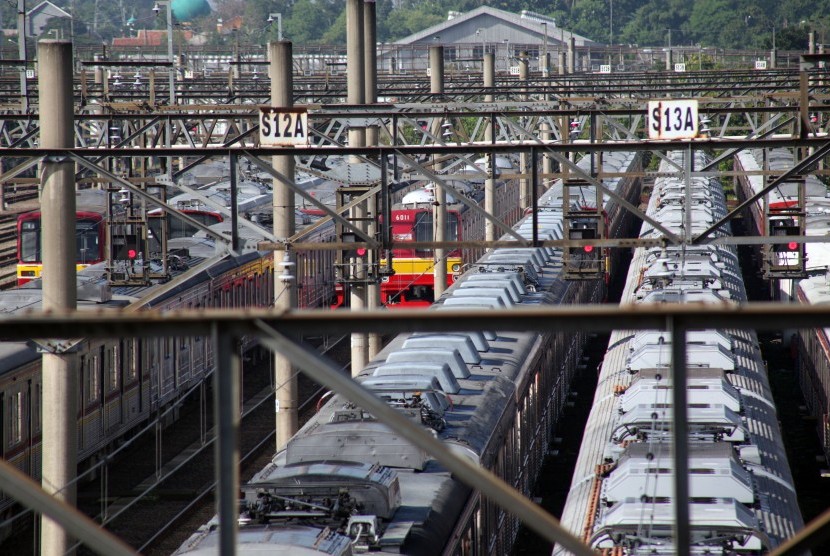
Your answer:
17,263 -> 93,284
381,257 -> 463,276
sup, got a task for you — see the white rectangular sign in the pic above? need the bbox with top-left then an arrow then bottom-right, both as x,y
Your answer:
755,60 -> 768,70
598,64 -> 612,74
259,108 -> 309,146
648,99 -> 699,140
674,63 -> 686,72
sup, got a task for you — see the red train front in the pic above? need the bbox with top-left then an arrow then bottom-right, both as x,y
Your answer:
381,206 -> 463,306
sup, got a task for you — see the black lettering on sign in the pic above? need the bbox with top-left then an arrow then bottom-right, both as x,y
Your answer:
684,108 -> 694,130
282,113 -> 293,137
261,111 -> 272,137
294,116 -> 305,137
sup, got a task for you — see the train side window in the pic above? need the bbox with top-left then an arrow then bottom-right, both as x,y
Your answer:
9,391 -> 24,445
20,219 -> 41,262
87,355 -> 100,404
108,345 -> 120,393
412,212 -> 434,256
76,220 -> 101,264
127,340 -> 138,382
33,381 -> 41,434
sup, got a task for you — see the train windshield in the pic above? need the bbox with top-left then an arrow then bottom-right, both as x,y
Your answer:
76,220 -> 101,263
412,212 -> 459,256
19,219 -> 40,262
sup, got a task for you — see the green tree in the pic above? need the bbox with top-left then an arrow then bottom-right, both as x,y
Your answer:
284,0 -> 339,43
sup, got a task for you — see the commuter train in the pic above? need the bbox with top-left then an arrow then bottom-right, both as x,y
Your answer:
735,147 -> 830,471
557,150 -> 804,554
0,220 -> 337,537
329,156 -> 522,308
15,188 -> 225,286
376,153 -> 636,307
173,150 -> 643,555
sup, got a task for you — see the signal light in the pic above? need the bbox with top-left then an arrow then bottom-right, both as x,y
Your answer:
770,219 -> 800,252
583,244 -> 594,253
127,249 -> 137,259
355,247 -> 367,257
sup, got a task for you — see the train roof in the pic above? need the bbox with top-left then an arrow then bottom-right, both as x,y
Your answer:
15,187 -> 108,217
557,151 -> 803,554
0,230 -> 270,377
184,151 -> 641,555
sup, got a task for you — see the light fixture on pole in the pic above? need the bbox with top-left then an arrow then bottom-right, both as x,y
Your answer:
153,1 -> 175,107
154,0 -> 175,179
267,13 -> 283,41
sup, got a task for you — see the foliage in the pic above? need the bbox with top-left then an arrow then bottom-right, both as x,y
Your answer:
3,0 -> 830,49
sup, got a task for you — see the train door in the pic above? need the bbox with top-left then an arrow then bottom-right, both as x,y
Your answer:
0,393 -> 4,461
163,336 -> 175,399
133,338 -> 144,415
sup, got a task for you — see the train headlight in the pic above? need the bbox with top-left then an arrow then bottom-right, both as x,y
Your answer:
451,263 -> 461,272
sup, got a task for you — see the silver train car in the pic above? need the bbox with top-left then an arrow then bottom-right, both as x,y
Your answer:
0,222 -> 336,537
556,150 -> 804,555
736,148 -> 830,471
173,151 -> 643,556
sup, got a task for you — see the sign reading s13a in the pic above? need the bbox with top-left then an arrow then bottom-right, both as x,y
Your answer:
260,108 -> 309,146
647,99 -> 699,140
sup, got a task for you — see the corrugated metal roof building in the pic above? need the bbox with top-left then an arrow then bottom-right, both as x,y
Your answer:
386,7 -> 599,73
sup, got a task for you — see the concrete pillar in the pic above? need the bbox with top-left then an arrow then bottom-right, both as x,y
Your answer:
93,53 -> 104,85
364,0 -> 382,359
558,51 -> 566,75
483,53 -> 496,243
213,327 -> 241,555
666,49 -> 673,71
39,40 -> 78,556
483,52 -> 495,102
567,37 -> 575,73
809,32 -> 816,55
17,0 -> 28,111
561,114 -> 571,177
541,122 -> 553,189
347,0 -> 368,375
518,51 -> 530,211
429,45 -> 444,95
270,42 -> 298,451
430,45 -> 447,299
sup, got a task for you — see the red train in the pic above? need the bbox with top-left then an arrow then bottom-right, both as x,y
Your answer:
16,189 -> 224,286
332,167 -> 521,307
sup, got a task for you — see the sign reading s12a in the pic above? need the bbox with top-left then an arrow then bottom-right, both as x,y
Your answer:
647,99 -> 699,140
260,108 -> 309,146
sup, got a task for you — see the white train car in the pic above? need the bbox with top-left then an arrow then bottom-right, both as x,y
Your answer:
173,151 -> 643,556
557,150 -> 804,554
736,147 -> 830,468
